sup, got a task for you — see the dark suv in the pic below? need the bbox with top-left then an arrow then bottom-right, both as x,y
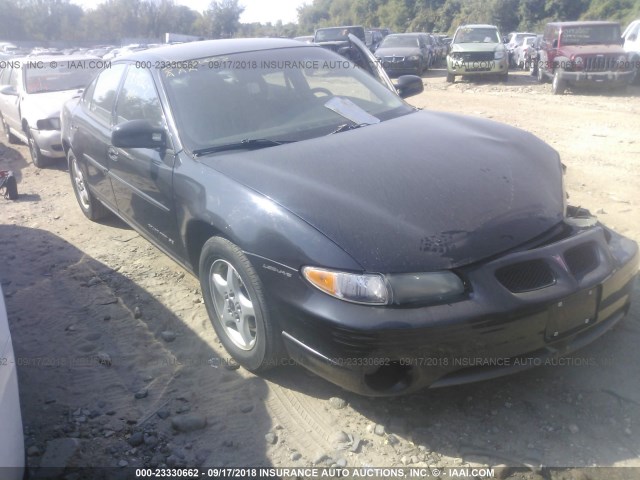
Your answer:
537,21 -> 634,94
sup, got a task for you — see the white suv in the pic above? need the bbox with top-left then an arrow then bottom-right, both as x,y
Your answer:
0,55 -> 103,167
622,19 -> 640,84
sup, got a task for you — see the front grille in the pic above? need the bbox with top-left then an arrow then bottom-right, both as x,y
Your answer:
495,260 -> 556,293
564,243 -> 599,279
460,52 -> 494,62
584,55 -> 616,72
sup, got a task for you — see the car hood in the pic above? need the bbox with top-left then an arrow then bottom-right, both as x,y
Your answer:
22,89 -> 81,123
559,44 -> 626,56
376,47 -> 422,57
451,43 -> 503,53
200,111 -> 565,273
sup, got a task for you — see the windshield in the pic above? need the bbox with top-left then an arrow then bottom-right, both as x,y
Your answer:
561,25 -> 621,45
161,46 -> 412,153
454,27 -> 501,44
315,27 -> 364,42
379,35 -> 419,48
24,61 -> 103,94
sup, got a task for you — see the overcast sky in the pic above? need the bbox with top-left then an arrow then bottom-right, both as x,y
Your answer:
72,0 -> 308,24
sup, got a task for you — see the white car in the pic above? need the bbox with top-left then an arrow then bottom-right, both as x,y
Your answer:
0,285 -> 24,479
0,55 -> 104,167
622,19 -> 640,84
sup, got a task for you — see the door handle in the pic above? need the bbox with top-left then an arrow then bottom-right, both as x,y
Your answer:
107,146 -> 119,161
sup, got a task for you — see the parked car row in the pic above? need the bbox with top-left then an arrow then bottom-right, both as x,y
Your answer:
444,20 -> 640,92
310,25 -> 446,77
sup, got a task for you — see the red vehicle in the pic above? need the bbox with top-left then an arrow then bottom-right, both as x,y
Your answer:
537,21 -> 635,94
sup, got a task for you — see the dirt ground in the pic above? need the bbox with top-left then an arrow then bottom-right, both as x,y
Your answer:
1,68 -> 639,480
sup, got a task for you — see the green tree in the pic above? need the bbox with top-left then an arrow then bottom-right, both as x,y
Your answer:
207,0 -> 245,38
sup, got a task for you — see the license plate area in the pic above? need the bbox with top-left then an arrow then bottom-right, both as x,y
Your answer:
546,286 -> 600,340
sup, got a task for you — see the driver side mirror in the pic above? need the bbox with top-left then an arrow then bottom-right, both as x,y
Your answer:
0,85 -> 18,96
111,119 -> 166,149
552,39 -> 558,49
394,75 -> 424,99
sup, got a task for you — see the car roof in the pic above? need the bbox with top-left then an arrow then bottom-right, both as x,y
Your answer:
547,21 -> 620,27
457,24 -> 499,29
385,33 -> 423,37
14,54 -> 99,63
118,38 -> 311,62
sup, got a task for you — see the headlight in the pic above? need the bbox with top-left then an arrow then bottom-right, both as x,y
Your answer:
302,267 -> 389,305
36,117 -> 61,130
407,55 -> 421,61
573,56 -> 583,68
494,50 -> 505,60
387,271 -> 465,305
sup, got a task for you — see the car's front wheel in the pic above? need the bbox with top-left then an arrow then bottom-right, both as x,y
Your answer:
199,237 -> 283,372
27,132 -> 47,168
68,149 -> 110,221
552,71 -> 566,95
537,64 -> 547,83
446,72 -> 455,83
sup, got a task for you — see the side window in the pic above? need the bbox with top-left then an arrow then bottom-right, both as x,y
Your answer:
9,68 -> 20,89
82,76 -> 97,105
89,63 -> 126,125
0,67 -> 10,86
114,67 -> 164,128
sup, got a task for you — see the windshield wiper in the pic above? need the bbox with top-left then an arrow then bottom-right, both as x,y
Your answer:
193,138 -> 294,157
330,123 -> 368,135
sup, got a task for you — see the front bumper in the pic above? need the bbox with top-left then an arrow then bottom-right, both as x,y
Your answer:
30,128 -> 65,158
263,224 -> 638,396
380,59 -> 422,76
447,57 -> 508,76
558,69 -> 635,87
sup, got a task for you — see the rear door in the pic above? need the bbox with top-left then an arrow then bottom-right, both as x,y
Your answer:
109,66 -> 180,254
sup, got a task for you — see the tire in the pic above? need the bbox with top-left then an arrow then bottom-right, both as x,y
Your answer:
631,57 -> 640,85
446,72 -> 455,83
199,237 -> 283,372
537,64 -> 547,83
27,132 -> 47,168
552,71 -> 566,95
500,72 -> 509,82
1,116 -> 19,144
68,149 -> 110,221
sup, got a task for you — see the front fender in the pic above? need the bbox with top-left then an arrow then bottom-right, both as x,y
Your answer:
173,152 -> 362,275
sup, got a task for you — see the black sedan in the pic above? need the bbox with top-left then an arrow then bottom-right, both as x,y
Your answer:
374,33 -> 430,76
61,39 -> 639,396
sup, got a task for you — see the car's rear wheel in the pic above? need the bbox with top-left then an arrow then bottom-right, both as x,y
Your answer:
1,115 -> 18,144
199,237 -> 283,372
446,72 -> 455,83
552,71 -> 566,95
68,149 -> 110,221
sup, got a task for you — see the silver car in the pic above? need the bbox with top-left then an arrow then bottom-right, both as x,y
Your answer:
0,55 -> 104,167
0,284 -> 24,479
